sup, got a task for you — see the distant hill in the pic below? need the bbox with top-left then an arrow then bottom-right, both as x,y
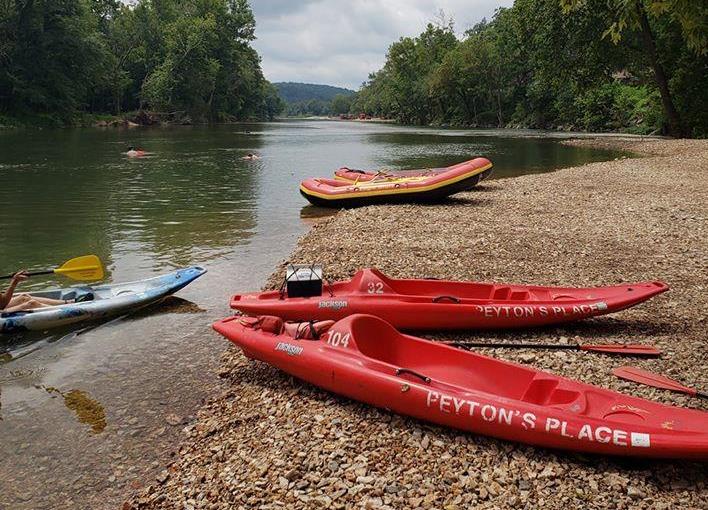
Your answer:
274,82 -> 356,104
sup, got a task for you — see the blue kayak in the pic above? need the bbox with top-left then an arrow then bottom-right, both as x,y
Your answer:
0,266 -> 206,333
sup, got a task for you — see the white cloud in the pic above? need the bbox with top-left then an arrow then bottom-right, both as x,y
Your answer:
250,0 -> 513,90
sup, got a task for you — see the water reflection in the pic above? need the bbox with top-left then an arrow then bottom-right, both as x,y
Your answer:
0,120 -> 631,509
365,131 -> 625,177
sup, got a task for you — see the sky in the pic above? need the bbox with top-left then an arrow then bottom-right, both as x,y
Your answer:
250,1 -> 513,91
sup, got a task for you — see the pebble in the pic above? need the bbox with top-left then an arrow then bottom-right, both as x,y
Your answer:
628,486 -> 645,500
125,137 -> 708,510
165,414 -> 181,426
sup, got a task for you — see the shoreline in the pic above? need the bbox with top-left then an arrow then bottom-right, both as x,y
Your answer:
1,112 -> 676,139
128,137 -> 707,508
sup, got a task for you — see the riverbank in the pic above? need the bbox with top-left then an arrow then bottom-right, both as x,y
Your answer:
0,111 -> 276,129
131,137 -> 707,508
0,112 -> 140,129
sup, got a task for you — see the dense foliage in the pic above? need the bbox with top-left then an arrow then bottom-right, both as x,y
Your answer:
0,0 -> 282,125
353,0 -> 707,137
274,82 -> 355,117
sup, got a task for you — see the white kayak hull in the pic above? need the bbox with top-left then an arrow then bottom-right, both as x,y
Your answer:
0,266 -> 206,333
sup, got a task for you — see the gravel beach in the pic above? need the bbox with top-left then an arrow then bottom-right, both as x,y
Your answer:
128,137 -> 707,509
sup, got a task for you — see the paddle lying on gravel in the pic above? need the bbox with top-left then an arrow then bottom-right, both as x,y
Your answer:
0,255 -> 104,282
446,341 -> 661,357
613,366 -> 708,398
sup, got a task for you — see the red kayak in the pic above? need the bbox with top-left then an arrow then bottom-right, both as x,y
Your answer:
230,268 -> 669,330
334,157 -> 493,184
213,314 -> 708,459
300,158 -> 492,208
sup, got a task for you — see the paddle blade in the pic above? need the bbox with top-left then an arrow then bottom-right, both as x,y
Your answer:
581,344 -> 661,356
613,366 -> 697,396
54,255 -> 104,281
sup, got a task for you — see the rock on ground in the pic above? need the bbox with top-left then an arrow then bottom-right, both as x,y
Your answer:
126,137 -> 708,509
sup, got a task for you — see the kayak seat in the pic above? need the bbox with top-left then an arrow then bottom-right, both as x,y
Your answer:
491,287 -> 531,301
492,287 -> 510,300
349,316 -> 406,365
521,378 -> 581,406
509,290 -> 531,301
75,292 -> 95,303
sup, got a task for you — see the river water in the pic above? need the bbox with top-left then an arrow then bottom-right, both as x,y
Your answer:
0,120 -> 624,508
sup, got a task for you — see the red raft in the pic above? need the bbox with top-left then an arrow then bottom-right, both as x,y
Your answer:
213,314 -> 708,459
230,268 -> 669,330
334,157 -> 493,184
300,158 -> 492,208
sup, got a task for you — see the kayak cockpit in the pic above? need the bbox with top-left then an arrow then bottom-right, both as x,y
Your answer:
332,315 -> 539,400
24,287 -> 98,303
349,269 -> 553,301
342,316 -> 663,422
346,269 -> 668,305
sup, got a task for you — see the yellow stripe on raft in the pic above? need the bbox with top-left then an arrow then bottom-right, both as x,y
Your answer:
334,173 -> 433,184
302,163 -> 492,201
333,173 -> 428,184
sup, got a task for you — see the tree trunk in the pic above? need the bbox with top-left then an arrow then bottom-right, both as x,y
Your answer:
496,90 -> 503,127
635,1 -> 685,137
456,90 -> 472,123
113,90 -> 121,115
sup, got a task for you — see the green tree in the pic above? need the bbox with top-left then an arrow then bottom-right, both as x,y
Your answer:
330,93 -> 353,115
375,23 -> 457,124
0,0 -> 281,124
561,0 -> 708,137
0,0 -> 111,123
355,0 -> 706,136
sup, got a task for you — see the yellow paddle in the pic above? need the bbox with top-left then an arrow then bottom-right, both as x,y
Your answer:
1,255 -> 104,282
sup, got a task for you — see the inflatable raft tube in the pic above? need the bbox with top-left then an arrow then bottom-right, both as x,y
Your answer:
334,157 -> 493,185
0,266 -> 206,333
213,314 -> 708,459
300,158 -> 492,208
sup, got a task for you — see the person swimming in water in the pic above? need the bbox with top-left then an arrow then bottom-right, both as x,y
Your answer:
0,271 -> 69,312
126,146 -> 146,158
242,153 -> 260,160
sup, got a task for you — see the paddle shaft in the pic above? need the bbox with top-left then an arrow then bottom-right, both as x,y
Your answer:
1,269 -> 53,280
449,341 -> 659,356
452,342 -> 611,350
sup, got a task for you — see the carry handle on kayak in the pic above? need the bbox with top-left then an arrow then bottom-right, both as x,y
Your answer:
396,368 -> 431,383
432,295 -> 460,304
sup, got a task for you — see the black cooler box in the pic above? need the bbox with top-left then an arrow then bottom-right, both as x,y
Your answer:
285,264 -> 323,298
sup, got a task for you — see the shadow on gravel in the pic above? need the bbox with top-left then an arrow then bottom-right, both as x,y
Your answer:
467,183 -> 503,192
415,317 -> 679,344
229,358 -> 707,486
429,196 -> 495,207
